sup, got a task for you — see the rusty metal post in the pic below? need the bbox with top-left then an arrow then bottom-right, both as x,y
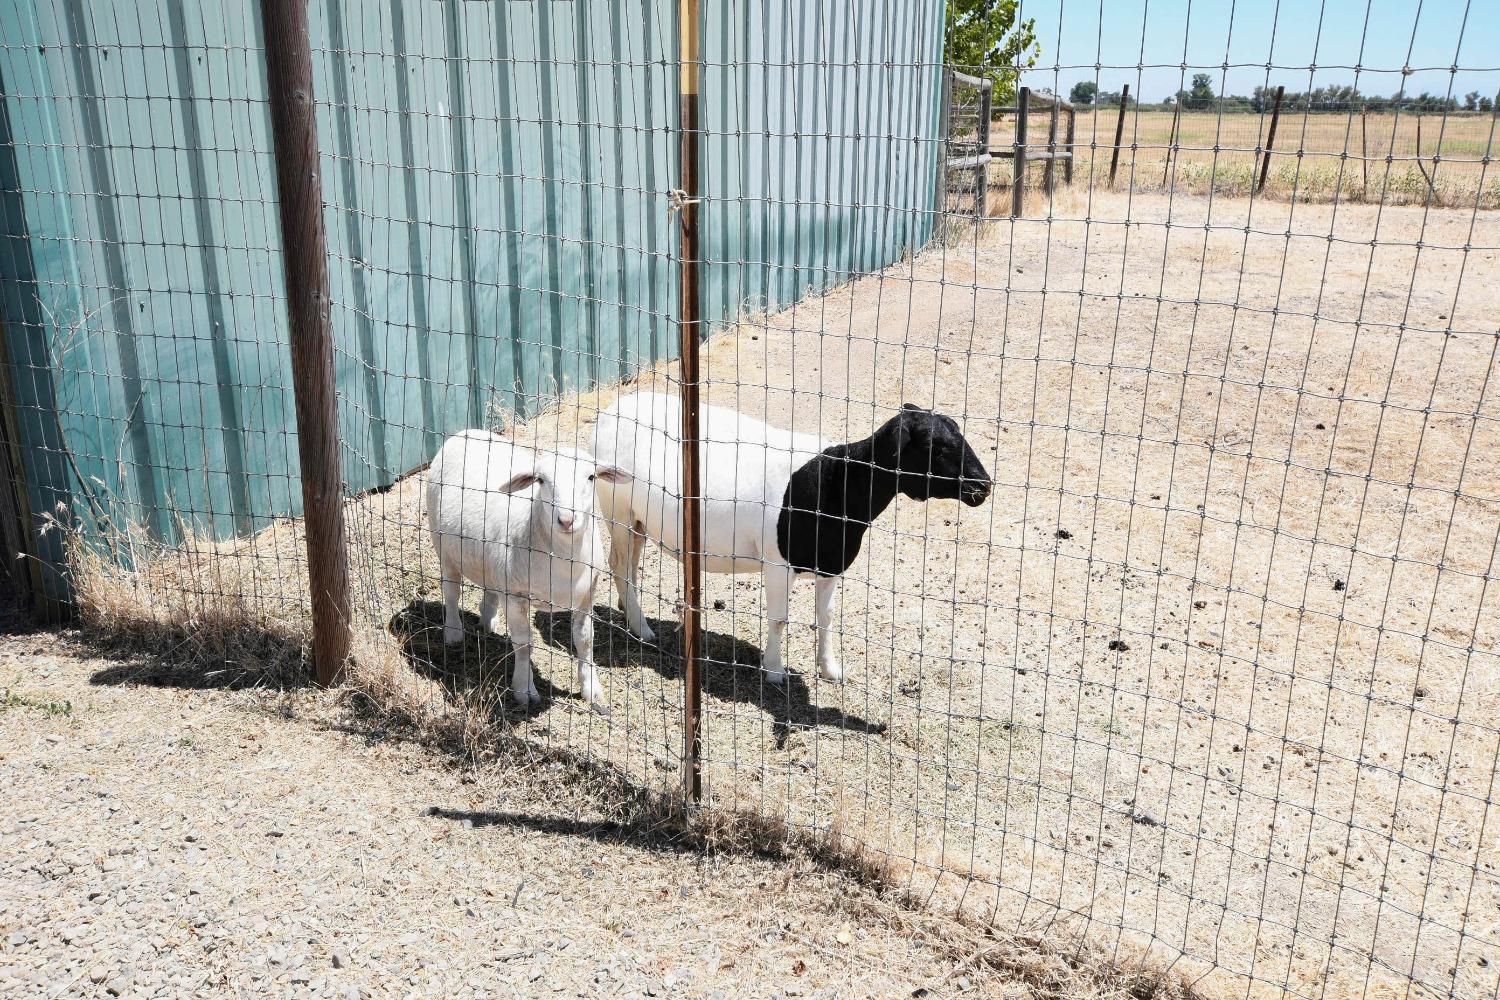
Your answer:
1257,84 -> 1285,194
1360,101 -> 1370,194
259,0 -> 352,687
1109,83 -> 1129,187
1163,99 -> 1181,186
676,0 -> 705,804
1012,86 -> 1029,217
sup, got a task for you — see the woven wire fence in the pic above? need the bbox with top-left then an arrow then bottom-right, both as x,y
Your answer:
2,0 -> 1498,997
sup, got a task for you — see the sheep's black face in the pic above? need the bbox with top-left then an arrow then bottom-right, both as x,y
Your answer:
884,404 -> 992,507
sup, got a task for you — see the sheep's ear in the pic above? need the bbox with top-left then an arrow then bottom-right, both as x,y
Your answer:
497,471 -> 539,494
593,465 -> 630,484
901,402 -> 923,411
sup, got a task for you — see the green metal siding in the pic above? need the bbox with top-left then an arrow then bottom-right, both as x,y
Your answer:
0,0 -> 945,602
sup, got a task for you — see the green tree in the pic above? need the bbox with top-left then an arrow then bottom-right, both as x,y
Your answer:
945,0 -> 1040,103
1186,73 -> 1216,110
1464,90 -> 1481,112
1481,95 -> 1495,114
1069,80 -> 1098,106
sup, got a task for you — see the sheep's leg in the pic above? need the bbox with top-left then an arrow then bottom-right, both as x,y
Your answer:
572,584 -> 606,711
814,575 -> 844,682
762,564 -> 793,685
479,589 -> 501,633
609,519 -> 655,644
440,563 -> 464,645
505,596 -> 540,707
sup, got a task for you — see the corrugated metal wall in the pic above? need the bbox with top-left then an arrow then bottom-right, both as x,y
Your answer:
0,0 -> 945,601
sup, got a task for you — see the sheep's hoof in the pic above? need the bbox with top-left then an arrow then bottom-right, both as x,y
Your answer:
513,687 -> 542,708
632,623 -> 657,645
442,625 -> 465,645
764,668 -> 788,686
578,672 -> 606,708
818,662 -> 845,684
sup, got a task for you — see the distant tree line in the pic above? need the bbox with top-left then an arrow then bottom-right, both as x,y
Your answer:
1068,74 -> 1496,114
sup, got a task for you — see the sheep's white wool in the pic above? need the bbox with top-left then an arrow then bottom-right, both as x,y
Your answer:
593,392 -> 991,685
426,430 -> 622,708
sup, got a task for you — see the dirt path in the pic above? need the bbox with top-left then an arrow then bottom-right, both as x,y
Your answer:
0,626 -> 967,1000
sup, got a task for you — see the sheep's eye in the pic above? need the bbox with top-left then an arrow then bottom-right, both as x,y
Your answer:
588,474 -> 596,482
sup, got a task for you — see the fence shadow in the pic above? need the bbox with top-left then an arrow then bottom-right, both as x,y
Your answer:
82,621 -> 314,691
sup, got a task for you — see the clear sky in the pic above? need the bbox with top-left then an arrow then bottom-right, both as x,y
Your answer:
1015,0 -> 1500,104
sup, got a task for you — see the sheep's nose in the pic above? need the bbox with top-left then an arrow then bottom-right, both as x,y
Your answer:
557,514 -> 577,532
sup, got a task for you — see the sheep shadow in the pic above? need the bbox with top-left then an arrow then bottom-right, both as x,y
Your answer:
387,601 -> 564,718
536,605 -> 888,749
388,598 -> 886,747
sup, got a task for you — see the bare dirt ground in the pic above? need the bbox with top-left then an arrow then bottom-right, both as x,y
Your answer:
0,623 -> 978,1000
65,190 -> 1500,999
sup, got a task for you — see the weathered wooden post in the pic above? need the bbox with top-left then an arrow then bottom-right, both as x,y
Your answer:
1256,84 -> 1286,194
1044,92 -> 1060,195
1109,83 -> 1130,187
975,77 -> 993,217
1064,103 -> 1076,185
676,0 -> 706,804
1012,86 -> 1030,217
259,0 -> 352,687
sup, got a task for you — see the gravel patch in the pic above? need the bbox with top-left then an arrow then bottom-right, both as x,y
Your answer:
0,630 -> 959,999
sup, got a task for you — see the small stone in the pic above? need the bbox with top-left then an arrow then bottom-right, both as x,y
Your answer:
89,968 -> 109,985
8,932 -> 26,946
331,951 -> 348,969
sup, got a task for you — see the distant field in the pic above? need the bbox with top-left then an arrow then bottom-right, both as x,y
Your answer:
973,110 -> 1499,209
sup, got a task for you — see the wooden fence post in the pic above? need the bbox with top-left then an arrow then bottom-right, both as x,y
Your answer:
1064,104 -> 1075,185
1256,84 -> 1285,194
676,0 -> 706,804
1109,83 -> 1129,187
1012,86 -> 1029,217
975,78 -> 992,218
259,0 -> 352,687
1044,93 -> 1060,195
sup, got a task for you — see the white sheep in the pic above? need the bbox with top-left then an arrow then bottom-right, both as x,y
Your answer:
591,393 -> 992,684
425,430 -> 628,708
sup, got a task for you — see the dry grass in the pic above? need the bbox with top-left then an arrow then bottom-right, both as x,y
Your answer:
970,109 -> 1500,209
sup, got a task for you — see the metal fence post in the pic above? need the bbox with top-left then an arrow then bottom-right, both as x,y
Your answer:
259,0 -> 352,687
1163,99 -> 1181,186
676,0 -> 705,804
1012,86 -> 1029,217
1109,83 -> 1129,187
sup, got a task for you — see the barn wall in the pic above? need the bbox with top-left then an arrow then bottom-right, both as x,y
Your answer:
0,0 -> 945,598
